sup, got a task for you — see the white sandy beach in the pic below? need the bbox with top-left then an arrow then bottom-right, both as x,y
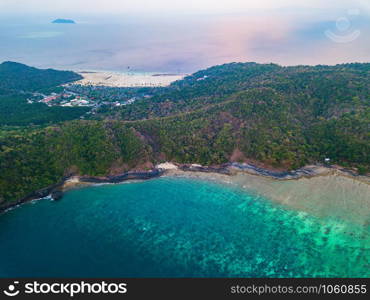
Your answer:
75,71 -> 185,87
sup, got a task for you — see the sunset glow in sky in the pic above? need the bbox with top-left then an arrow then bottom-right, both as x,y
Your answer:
1,0 -> 369,71
1,0 -> 369,15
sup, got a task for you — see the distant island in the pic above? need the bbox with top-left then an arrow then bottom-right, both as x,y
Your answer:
52,19 -> 76,24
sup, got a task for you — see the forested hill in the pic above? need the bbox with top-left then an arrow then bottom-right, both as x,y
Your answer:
0,62 -> 369,205
0,62 -> 87,126
98,62 -> 369,174
0,61 -> 82,92
112,62 -> 370,120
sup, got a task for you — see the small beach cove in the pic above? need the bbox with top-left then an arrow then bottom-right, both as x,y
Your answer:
62,162 -> 370,226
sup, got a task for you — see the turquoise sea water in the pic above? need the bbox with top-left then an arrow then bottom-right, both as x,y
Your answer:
0,177 -> 368,278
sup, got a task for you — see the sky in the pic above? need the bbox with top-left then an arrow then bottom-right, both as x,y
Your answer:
0,0 -> 369,71
1,0 -> 369,15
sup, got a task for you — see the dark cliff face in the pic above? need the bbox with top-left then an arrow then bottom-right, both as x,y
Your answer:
79,169 -> 164,184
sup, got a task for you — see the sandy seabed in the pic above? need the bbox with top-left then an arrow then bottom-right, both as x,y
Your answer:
165,169 -> 370,226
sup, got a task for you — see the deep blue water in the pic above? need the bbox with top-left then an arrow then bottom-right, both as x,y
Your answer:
0,177 -> 368,278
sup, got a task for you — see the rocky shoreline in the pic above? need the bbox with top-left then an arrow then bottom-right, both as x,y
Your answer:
0,170 -> 164,214
78,169 -> 164,184
177,162 -> 368,182
0,177 -> 68,214
0,162 -> 367,215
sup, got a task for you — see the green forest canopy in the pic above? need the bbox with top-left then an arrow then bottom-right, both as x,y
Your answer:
0,62 -> 369,204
